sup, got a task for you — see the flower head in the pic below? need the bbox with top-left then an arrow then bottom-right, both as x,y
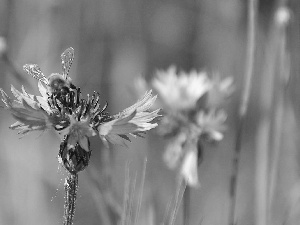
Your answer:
1,47 -> 160,174
152,66 -> 211,111
136,66 -> 233,187
195,109 -> 227,142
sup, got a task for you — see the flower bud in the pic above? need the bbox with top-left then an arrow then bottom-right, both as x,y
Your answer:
59,135 -> 91,174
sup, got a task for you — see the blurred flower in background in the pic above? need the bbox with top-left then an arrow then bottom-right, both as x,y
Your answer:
136,66 -> 233,187
152,66 -> 211,110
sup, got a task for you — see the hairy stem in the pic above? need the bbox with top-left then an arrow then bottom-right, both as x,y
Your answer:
63,173 -> 78,225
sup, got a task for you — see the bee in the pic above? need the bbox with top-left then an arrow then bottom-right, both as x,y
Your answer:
23,47 -> 77,97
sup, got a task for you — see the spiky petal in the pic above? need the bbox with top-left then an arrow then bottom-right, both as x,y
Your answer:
0,86 -> 51,135
98,90 -> 160,147
152,66 -> 212,110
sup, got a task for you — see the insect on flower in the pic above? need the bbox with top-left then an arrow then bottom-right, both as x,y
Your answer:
23,47 -> 77,100
0,47 -> 161,225
1,47 -> 161,174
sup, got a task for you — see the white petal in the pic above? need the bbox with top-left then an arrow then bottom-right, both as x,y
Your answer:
180,150 -> 200,188
209,130 -> 224,141
117,90 -> 156,117
106,134 -> 128,147
98,120 -> 114,136
163,141 -> 183,169
10,85 -> 23,101
163,133 -> 187,169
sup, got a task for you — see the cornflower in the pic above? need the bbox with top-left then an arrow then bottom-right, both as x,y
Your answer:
136,66 -> 233,187
1,47 -> 160,224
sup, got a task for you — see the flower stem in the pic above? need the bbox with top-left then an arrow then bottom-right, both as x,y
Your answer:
134,158 -> 147,225
228,0 -> 257,225
183,185 -> 190,225
268,4 -> 290,222
63,173 -> 78,225
169,178 -> 186,225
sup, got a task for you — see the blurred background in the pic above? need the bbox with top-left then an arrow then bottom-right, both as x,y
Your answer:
0,0 -> 300,225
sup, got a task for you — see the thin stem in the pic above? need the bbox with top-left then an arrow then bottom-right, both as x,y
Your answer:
162,199 -> 172,225
267,44 -> 286,224
169,179 -> 187,225
63,173 -> 78,225
254,8 -> 287,225
268,3 -> 290,223
121,163 -> 131,225
228,0 -> 257,225
126,172 -> 137,225
134,158 -> 147,225
254,4 -> 290,225
183,186 -> 190,225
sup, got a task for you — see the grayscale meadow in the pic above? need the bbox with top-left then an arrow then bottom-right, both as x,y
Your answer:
0,1 -> 299,225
